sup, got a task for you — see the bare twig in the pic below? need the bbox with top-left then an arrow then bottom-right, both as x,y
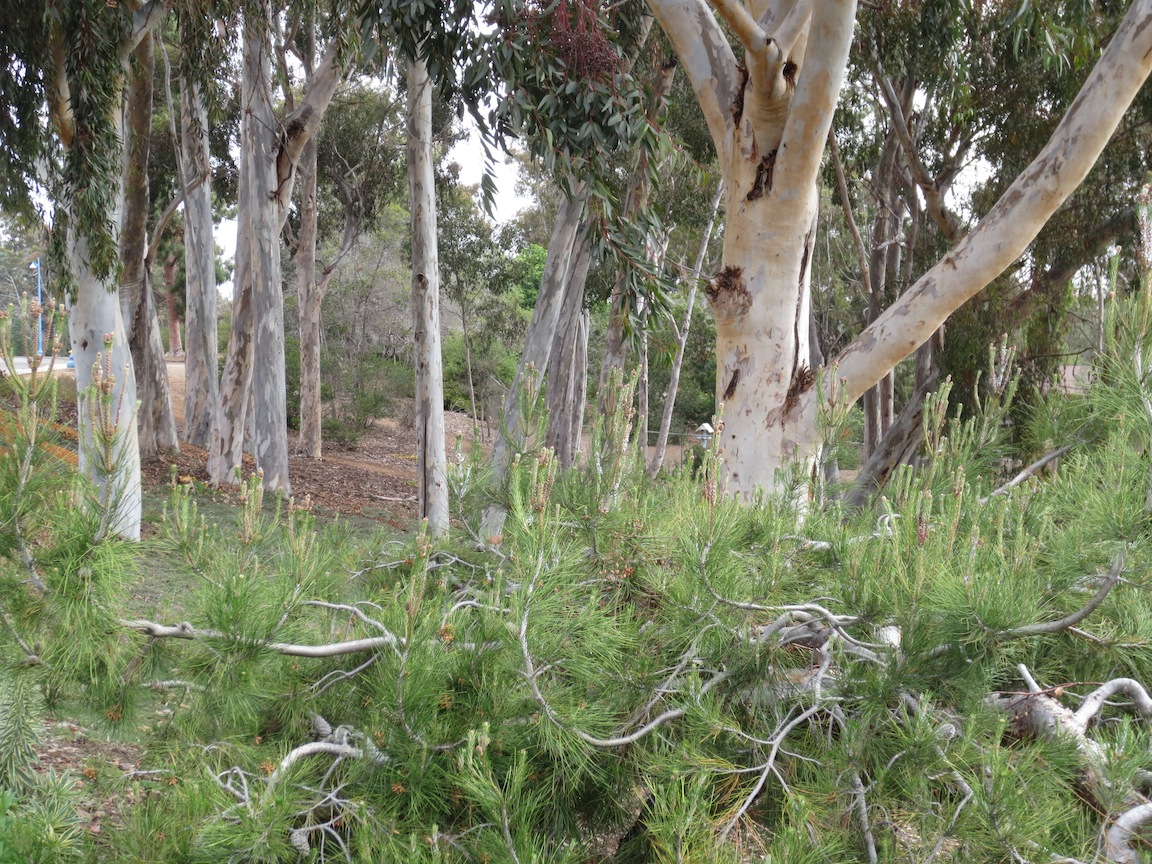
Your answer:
997,554 -> 1125,640
980,442 -> 1079,504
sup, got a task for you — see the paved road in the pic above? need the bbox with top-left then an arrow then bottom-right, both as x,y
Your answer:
0,356 -> 71,376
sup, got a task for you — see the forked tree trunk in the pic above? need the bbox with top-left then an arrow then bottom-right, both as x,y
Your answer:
650,0 -> 1152,498
120,31 -> 179,458
210,2 -> 345,491
545,231 -> 592,467
408,55 -> 449,533
178,62 -> 220,449
482,182 -> 589,537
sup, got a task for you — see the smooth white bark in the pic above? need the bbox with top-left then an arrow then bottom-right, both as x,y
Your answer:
648,0 -> 1152,496
407,55 -> 449,534
69,236 -> 142,540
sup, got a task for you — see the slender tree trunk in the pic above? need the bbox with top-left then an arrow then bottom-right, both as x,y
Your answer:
297,134 -> 324,458
69,234 -> 142,540
461,301 -> 479,426
119,31 -> 179,458
178,59 -> 220,449
210,8 -> 268,487
407,55 -> 449,534
482,182 -> 588,537
545,231 -> 592,467
165,289 -> 183,356
649,181 -> 723,477
862,129 -> 901,457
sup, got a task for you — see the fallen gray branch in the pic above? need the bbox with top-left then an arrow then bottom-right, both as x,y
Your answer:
121,618 -> 401,657
1104,801 -> 1152,864
850,773 -> 878,864
996,555 -> 1125,640
1073,678 -> 1152,728
980,442 -> 1079,504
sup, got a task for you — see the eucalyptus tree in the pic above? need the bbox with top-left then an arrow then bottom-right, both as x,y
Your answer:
120,30 -> 180,458
647,0 -> 1152,498
173,10 -> 229,450
0,1 -> 174,539
293,82 -> 405,458
826,2 -> 1152,504
207,0 -> 352,493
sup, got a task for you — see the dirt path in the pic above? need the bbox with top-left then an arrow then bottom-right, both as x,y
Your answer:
154,359 -> 478,525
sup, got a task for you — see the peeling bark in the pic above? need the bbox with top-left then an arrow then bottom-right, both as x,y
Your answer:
119,31 -> 179,459
178,60 -> 220,449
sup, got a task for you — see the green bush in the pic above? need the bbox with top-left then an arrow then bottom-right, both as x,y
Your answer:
8,295 -> 1152,862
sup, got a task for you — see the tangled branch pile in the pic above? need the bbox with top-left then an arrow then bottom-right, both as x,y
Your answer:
3,299 -> 1152,862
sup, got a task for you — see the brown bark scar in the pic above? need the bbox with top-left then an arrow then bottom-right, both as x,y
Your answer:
732,64 -> 749,125
705,265 -> 753,321
746,149 -> 777,201
783,364 -> 816,416
723,368 -> 740,401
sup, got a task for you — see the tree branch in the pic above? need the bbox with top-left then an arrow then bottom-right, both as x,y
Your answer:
120,618 -> 401,656
127,0 -> 168,54
996,554 -> 1124,640
979,441 -> 1079,504
828,131 -> 873,296
775,0 -> 857,199
709,0 -> 765,52
646,0 -> 739,163
1104,801 -> 1152,864
831,0 -> 1152,407
871,62 -> 961,243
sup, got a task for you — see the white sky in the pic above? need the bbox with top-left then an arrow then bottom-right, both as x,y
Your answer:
214,130 -> 530,299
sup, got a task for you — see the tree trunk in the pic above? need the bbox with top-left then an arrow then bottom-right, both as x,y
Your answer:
649,181 -> 723,477
69,234 -> 142,540
297,134 -> 324,459
119,31 -> 179,458
545,231 -> 592,468
165,287 -> 183,356
210,4 -> 345,490
247,9 -> 291,493
843,372 -> 938,511
482,181 -> 589,537
862,128 -> 901,457
408,55 -> 449,534
179,63 -> 220,449
650,0 -> 1152,497
210,8 -> 268,487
